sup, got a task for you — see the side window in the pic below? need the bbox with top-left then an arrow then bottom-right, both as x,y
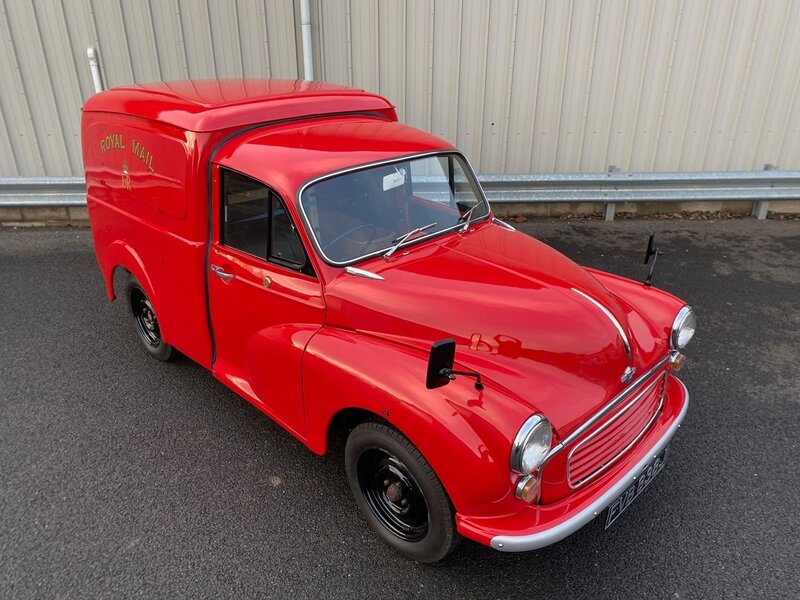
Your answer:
221,169 -> 311,274
271,197 -> 306,268
222,170 -> 270,259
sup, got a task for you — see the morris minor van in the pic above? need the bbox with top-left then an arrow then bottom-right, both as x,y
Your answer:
81,79 -> 695,562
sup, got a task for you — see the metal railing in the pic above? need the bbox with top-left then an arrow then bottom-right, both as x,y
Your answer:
0,177 -> 86,208
480,169 -> 800,220
2,170 -> 799,220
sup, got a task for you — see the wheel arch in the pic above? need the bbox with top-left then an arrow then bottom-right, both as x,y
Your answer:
303,328 -> 523,514
104,240 -> 171,342
325,407 -> 386,453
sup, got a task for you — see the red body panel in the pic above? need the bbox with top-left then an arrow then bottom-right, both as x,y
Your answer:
83,112 -> 215,366
81,79 -> 691,551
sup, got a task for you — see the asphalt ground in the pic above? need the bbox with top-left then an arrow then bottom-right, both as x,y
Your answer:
1,219 -> 798,599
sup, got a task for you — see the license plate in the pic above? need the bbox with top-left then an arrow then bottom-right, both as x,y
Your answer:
605,447 -> 668,529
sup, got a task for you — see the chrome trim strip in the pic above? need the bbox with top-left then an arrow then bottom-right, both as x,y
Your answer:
570,287 -> 632,361
344,266 -> 384,280
490,378 -> 689,552
566,372 -> 667,488
295,151 -> 492,267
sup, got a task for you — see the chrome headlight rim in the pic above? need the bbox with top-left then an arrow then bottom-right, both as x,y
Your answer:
670,305 -> 696,350
510,414 -> 553,475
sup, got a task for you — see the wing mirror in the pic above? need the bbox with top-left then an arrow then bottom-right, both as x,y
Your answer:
426,339 -> 484,390
426,339 -> 456,389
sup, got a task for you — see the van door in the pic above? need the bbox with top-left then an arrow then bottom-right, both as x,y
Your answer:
207,167 -> 324,439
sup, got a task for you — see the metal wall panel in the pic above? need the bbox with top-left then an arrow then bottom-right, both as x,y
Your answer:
0,0 -> 298,177
0,0 -> 39,176
1,0 -> 799,177
529,1 -> 573,173
313,0 -> 800,174
348,0 -> 379,91
430,0 -> 463,143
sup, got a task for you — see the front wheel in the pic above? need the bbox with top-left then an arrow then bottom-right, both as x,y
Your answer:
125,276 -> 173,361
345,422 -> 459,563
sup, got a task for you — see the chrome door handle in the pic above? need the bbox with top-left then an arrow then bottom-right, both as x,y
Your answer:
210,265 -> 235,280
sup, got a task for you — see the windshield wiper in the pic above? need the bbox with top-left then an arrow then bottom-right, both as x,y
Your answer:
457,202 -> 484,233
383,222 -> 438,259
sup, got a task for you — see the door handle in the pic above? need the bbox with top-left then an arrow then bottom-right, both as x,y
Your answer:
210,264 -> 235,280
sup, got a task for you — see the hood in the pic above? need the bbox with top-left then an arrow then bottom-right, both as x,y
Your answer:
323,221 -> 666,434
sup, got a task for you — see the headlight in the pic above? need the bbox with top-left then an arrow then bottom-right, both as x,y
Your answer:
510,415 -> 552,474
670,306 -> 696,350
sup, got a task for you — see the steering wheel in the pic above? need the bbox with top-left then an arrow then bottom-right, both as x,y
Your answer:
322,224 -> 379,254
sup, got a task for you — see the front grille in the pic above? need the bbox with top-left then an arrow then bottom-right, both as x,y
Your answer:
566,373 -> 666,488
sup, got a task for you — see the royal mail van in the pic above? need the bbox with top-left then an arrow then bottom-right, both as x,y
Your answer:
81,79 -> 693,562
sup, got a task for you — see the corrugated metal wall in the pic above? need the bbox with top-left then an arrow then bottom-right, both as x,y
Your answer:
1,0 -> 799,178
313,0 -> 800,174
0,0 -> 300,177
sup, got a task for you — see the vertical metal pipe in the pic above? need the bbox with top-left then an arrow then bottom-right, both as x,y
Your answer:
300,0 -> 314,80
86,46 -> 104,93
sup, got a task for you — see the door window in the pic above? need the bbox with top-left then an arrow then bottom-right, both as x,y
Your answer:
221,169 -> 311,274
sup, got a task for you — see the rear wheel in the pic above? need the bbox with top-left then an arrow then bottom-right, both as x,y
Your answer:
345,421 -> 458,563
125,276 -> 173,361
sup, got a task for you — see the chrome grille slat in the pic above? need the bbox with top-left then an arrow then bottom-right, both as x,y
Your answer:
533,355 -> 671,504
566,372 -> 667,488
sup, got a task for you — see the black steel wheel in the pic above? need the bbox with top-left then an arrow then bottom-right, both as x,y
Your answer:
345,422 -> 458,563
357,449 -> 429,542
125,275 -> 173,361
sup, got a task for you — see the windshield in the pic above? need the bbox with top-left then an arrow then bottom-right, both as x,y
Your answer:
299,153 -> 489,264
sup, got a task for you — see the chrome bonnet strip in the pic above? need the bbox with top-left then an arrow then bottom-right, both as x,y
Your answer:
344,266 -> 384,280
570,287 -> 632,361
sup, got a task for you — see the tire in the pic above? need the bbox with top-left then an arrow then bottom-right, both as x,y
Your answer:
125,275 -> 173,361
345,421 -> 459,563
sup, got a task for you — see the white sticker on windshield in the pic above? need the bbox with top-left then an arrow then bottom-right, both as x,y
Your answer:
383,168 -> 406,191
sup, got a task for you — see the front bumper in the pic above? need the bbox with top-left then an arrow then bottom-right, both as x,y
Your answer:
456,375 -> 689,552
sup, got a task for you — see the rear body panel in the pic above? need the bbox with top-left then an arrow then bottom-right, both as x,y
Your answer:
81,80 -> 397,369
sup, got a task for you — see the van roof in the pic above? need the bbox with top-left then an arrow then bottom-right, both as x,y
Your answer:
215,115 -> 455,199
82,79 -> 395,132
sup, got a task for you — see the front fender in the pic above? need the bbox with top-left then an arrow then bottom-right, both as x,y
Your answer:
303,328 -> 532,514
587,269 -> 687,363
588,269 -> 686,328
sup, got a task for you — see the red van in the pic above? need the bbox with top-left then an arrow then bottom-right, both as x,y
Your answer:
82,79 -> 694,562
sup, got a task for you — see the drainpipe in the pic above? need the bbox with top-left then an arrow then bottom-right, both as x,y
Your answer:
87,46 -> 104,93
300,0 -> 314,80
